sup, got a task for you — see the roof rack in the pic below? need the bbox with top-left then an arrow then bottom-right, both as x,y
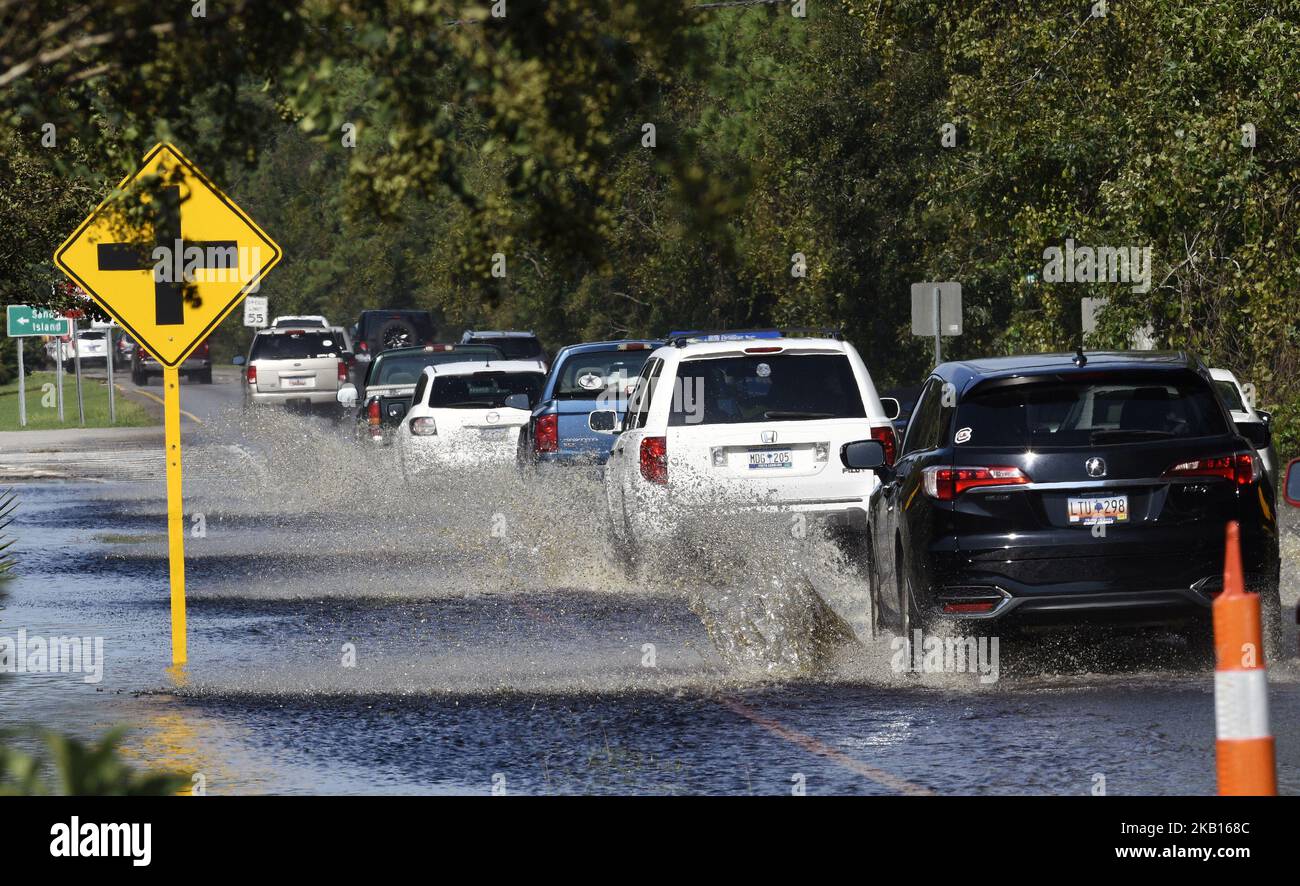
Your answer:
666,327 -> 843,348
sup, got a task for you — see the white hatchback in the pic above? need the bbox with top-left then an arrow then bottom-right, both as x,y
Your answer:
397,359 -> 547,478
602,331 -> 898,560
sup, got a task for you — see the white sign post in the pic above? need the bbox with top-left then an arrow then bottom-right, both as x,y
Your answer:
911,282 -> 963,365
244,296 -> 268,329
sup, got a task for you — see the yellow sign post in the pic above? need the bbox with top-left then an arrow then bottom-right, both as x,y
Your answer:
54,143 -> 281,666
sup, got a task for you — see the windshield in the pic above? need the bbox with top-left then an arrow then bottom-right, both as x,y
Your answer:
956,373 -> 1230,447
668,353 -> 866,425
466,336 -> 544,360
371,347 -> 505,387
428,371 -> 543,408
251,332 -> 344,360
553,349 -> 651,400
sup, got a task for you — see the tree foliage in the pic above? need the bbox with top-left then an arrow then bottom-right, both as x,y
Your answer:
4,1 -> 1300,449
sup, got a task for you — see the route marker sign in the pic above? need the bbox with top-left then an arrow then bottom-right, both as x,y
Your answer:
6,305 -> 71,337
52,143 -> 282,667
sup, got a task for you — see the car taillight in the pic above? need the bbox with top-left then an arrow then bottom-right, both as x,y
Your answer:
358,341 -> 368,351
367,400 -> 381,426
640,436 -> 668,484
870,425 -> 896,466
922,465 -> 1030,500
337,360 -> 348,382
409,417 -> 437,436
246,365 -> 257,384
534,414 -> 559,453
1163,452 -> 1258,485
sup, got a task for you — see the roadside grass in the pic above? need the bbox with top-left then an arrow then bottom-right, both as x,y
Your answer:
0,372 -> 154,430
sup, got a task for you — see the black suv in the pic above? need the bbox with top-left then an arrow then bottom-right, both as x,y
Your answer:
348,310 -> 436,362
847,351 -> 1281,652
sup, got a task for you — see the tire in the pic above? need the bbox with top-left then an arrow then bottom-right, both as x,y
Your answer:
132,368 -> 146,386
897,538 -> 926,640
376,319 -> 418,352
197,368 -> 213,384
1261,574 -> 1287,664
865,534 -> 883,639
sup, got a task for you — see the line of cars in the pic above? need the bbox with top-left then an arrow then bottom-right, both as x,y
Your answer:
246,313 -> 1291,656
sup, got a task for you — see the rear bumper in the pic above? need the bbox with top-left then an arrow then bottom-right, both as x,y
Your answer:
248,389 -> 340,407
627,495 -> 869,541
920,540 -> 1278,629
533,450 -> 611,467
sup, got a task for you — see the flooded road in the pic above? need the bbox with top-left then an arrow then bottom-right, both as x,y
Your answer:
4,394 -> 1300,795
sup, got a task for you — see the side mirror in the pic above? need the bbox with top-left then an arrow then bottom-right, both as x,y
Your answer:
879,397 -> 901,421
336,384 -> 358,408
589,410 -> 619,433
1285,458 -> 1300,508
840,439 -> 888,471
232,355 -> 246,366
1257,409 -> 1272,426
1235,420 -> 1271,450
504,393 -> 531,411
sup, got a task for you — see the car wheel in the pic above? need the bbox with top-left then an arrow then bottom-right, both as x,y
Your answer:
865,534 -> 882,639
1260,572 -> 1287,663
197,368 -> 213,384
897,538 -> 925,639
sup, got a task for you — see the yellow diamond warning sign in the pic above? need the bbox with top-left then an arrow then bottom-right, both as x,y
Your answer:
54,142 -> 281,367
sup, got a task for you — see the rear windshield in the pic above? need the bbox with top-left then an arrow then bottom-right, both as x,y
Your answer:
465,336 -> 544,360
956,373 -> 1230,447
1215,380 -> 1246,412
428,371 -> 543,408
668,353 -> 865,425
371,347 -> 505,386
552,349 -> 651,399
251,332 -> 344,361
274,318 -> 325,328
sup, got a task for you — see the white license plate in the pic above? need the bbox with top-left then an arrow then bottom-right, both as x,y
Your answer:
479,427 -> 509,440
748,449 -> 793,470
1067,494 -> 1129,524
283,377 -> 314,388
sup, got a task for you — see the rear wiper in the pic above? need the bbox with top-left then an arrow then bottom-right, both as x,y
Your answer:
764,410 -> 836,420
1090,429 -> 1175,443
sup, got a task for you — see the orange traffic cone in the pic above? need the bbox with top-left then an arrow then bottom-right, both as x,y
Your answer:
1214,520 -> 1277,795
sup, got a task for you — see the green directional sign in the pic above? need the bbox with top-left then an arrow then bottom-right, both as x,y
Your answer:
6,304 -> 71,337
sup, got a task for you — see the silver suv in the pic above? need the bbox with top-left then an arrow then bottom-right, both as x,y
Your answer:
241,327 -> 352,413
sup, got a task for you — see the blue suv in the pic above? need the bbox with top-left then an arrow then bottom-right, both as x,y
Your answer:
518,339 -> 663,470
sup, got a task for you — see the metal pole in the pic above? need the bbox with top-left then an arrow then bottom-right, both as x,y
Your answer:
16,338 -> 25,428
106,325 -> 116,423
56,333 -> 64,422
164,365 -> 188,666
933,285 -> 942,366
72,317 -> 85,426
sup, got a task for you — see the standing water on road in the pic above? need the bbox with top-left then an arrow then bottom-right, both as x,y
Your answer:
3,395 -> 1300,795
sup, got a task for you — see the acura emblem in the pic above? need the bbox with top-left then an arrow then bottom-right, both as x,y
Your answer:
1085,457 -> 1106,478
761,430 -> 777,444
